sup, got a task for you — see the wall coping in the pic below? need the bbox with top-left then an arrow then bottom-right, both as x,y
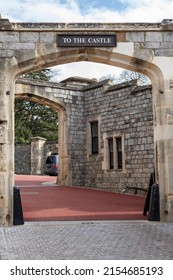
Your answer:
16,77 -> 151,94
1,18 -> 173,31
16,78 -> 87,91
30,136 -> 47,142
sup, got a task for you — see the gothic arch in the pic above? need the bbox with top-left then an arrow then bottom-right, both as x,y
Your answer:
15,80 -> 71,186
15,47 -> 164,92
15,47 -> 164,181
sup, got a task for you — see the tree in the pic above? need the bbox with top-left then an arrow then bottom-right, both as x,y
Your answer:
15,69 -> 58,143
21,69 -> 52,81
114,70 -> 151,85
100,70 -> 151,86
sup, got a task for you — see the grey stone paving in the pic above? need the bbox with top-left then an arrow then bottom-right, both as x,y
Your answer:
0,221 -> 173,260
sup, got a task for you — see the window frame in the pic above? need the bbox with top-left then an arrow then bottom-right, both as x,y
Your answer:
103,134 -> 125,172
86,116 -> 101,157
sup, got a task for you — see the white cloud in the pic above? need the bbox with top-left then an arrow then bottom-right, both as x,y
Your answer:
0,0 -> 81,22
119,0 -> 173,22
1,0 -> 172,22
84,0 -> 173,22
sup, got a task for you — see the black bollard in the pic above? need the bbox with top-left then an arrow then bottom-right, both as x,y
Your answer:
148,183 -> 160,221
13,186 -> 24,225
143,171 -> 155,216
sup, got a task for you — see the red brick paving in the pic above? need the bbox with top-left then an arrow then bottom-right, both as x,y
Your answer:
15,175 -> 147,221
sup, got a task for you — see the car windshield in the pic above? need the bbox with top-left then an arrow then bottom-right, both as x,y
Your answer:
46,156 -> 56,164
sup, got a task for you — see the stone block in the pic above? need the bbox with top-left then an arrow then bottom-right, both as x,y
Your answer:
0,106 -> 6,121
144,42 -> 160,48
126,32 -> 144,42
146,32 -> 162,42
0,32 -> 19,42
20,32 -> 39,43
40,32 -> 55,43
3,42 -> 35,50
0,50 -> 14,57
128,139 -> 135,145
163,32 -> 173,42
155,49 -> 173,56
0,124 -> 7,143
161,42 -> 173,48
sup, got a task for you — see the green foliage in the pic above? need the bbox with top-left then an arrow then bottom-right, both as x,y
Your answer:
15,122 -> 33,144
21,69 -> 53,81
15,69 -> 58,143
15,99 -> 58,143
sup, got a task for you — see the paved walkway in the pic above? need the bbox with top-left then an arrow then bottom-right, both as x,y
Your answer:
6,175 -> 172,260
0,220 -> 173,260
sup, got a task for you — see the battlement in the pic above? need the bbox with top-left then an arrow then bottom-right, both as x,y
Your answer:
0,16 -> 12,30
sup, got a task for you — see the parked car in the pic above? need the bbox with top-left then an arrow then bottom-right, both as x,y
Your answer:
44,153 -> 58,176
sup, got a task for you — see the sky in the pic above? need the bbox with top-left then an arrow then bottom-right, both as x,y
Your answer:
0,0 -> 173,81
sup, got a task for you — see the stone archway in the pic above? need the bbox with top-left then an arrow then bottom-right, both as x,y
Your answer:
15,78 -> 72,186
13,49 -> 169,224
0,18 -> 173,225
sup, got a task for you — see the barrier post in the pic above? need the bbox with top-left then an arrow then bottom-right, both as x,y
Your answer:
13,186 -> 24,225
148,183 -> 160,221
143,171 -> 155,216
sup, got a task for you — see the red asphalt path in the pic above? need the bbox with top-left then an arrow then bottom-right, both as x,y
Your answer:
15,175 -> 147,221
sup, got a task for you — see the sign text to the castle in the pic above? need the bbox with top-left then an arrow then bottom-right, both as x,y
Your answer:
57,34 -> 117,47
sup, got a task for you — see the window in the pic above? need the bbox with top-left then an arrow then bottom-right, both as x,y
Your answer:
108,138 -> 114,169
116,137 -> 122,169
91,121 -> 98,154
87,116 -> 100,156
105,135 -> 124,171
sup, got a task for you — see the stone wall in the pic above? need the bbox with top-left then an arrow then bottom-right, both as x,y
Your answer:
15,143 -> 31,174
68,92 -> 86,186
83,80 -> 154,192
15,138 -> 58,175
